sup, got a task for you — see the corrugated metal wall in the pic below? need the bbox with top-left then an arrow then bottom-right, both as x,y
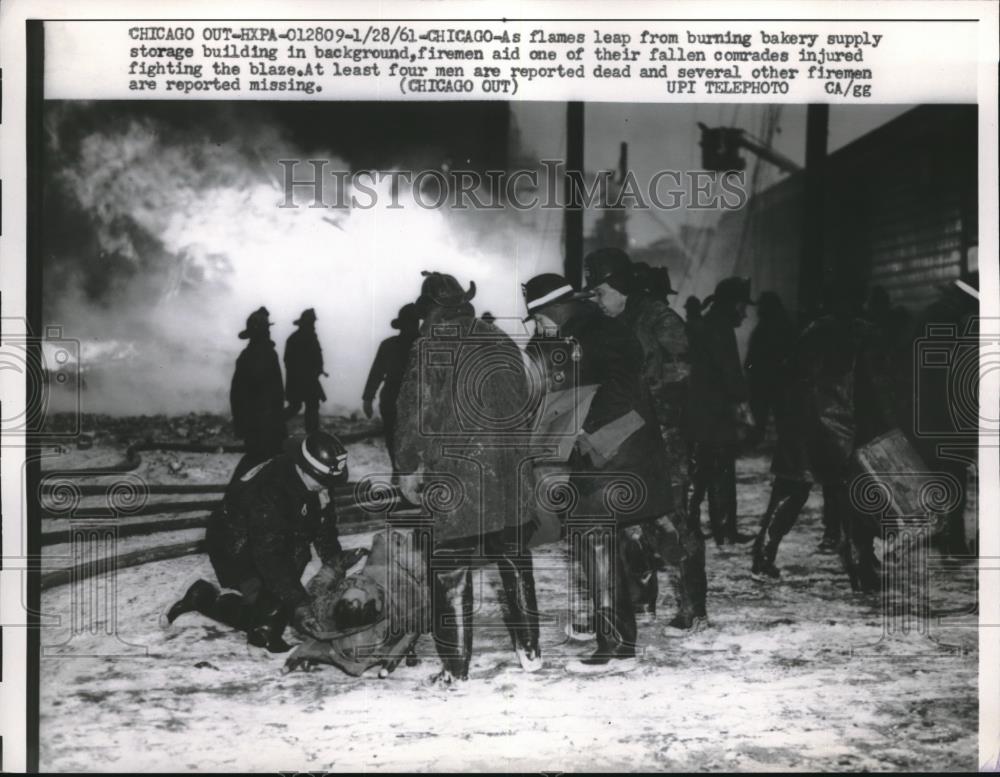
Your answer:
712,105 -> 978,315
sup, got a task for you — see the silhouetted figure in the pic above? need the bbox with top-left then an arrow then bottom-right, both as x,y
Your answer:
684,295 -> 702,332
752,281 -> 899,590
284,308 -> 327,433
903,275 -> 979,555
362,303 -> 421,477
230,307 -> 287,480
744,291 -> 795,444
686,277 -> 756,547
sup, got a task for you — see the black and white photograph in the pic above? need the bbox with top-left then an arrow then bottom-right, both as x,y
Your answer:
1,2 -> 998,773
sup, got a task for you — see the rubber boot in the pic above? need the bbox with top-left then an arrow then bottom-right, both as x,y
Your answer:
566,554 -> 595,642
664,507 -> 709,635
246,590 -> 292,653
841,512 -> 880,593
704,448 -> 728,546
819,482 -> 842,551
567,530 -> 638,674
686,444 -> 711,544
207,592 -> 259,631
497,553 -> 542,672
752,478 -> 810,579
167,580 -> 259,636
431,566 -> 473,682
166,579 -> 220,623
718,449 -> 754,544
621,526 -> 657,622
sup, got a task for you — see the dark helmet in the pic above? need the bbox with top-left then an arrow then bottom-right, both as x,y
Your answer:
632,262 -> 677,297
684,295 -> 702,313
711,277 -> 755,307
391,303 -> 421,330
294,308 -> 317,326
296,431 -> 348,487
416,271 -> 476,313
331,579 -> 385,631
522,273 -> 578,319
583,247 -> 632,292
238,306 -> 272,339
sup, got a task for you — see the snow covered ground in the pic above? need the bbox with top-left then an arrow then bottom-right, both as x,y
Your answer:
38,438 -> 978,771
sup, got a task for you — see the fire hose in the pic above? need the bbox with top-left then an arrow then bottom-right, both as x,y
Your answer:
46,426 -> 383,477
38,430 -> 402,590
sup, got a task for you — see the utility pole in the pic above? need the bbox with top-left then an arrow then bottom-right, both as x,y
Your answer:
799,104 -> 829,320
564,101 -> 585,288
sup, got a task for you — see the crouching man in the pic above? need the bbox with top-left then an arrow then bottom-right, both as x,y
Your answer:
165,431 -> 363,652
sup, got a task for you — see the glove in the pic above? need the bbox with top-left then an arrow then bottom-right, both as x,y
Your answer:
290,602 -> 321,639
362,399 -> 374,419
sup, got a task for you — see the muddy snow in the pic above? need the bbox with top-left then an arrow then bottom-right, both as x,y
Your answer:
38,431 -> 977,771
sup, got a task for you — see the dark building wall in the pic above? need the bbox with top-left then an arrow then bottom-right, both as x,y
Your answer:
716,105 -> 977,315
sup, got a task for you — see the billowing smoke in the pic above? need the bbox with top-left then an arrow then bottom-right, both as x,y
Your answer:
43,102 -> 562,415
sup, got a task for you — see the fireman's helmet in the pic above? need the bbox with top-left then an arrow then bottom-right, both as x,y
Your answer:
583,247 -> 633,292
297,431 -> 348,487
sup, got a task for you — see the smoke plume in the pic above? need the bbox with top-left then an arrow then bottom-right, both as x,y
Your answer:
43,101 -> 561,415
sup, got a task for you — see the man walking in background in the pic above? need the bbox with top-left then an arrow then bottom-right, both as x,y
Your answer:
751,280 -> 899,589
686,278 -> 756,547
363,302 -> 421,479
230,306 -> 287,480
744,291 -> 795,446
284,308 -> 327,434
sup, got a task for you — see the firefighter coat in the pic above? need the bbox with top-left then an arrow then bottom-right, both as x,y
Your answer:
284,327 -> 326,403
554,302 -> 674,523
771,314 -> 897,483
362,333 -> 418,417
230,338 -> 286,448
685,307 -> 748,445
393,304 -> 539,546
620,293 -> 689,478
205,453 -> 343,611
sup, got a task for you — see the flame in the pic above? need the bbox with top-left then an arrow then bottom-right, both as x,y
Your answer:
46,110 -> 562,415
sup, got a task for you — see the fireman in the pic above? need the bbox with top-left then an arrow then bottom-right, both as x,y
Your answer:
362,303 -> 422,478
686,277 -> 757,547
230,306 -> 287,480
165,431 -> 363,653
284,308 -> 328,434
583,248 -> 708,635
